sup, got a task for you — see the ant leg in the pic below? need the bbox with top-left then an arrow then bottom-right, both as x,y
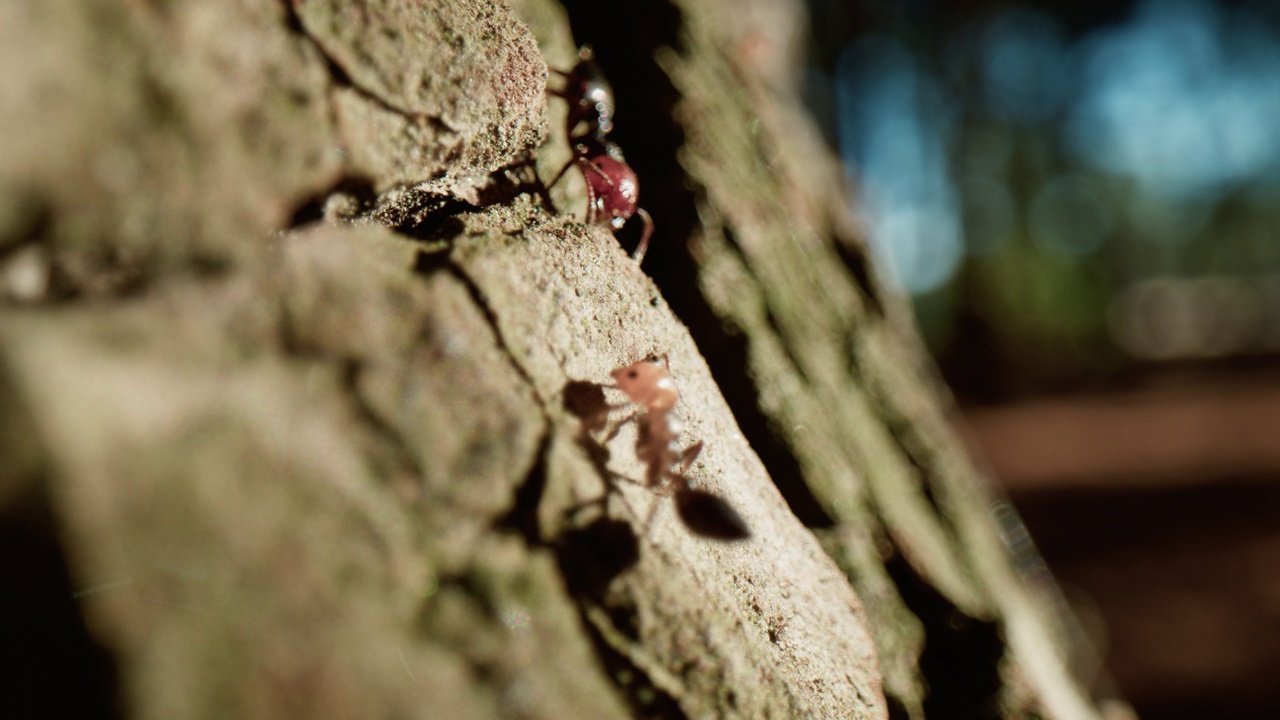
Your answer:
632,207 -> 653,265
650,442 -> 702,497
602,407 -> 640,443
540,159 -> 582,218
561,492 -> 608,524
547,65 -> 580,81
641,352 -> 668,367
598,383 -> 636,411
676,441 -> 703,476
544,72 -> 580,98
546,159 -> 575,191
640,492 -> 663,534
578,157 -> 603,225
510,155 -> 558,213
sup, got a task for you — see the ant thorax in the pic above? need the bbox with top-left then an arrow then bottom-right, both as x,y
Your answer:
571,67 -> 614,137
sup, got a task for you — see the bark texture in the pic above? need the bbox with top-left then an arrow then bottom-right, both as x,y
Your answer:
0,1 -> 1129,719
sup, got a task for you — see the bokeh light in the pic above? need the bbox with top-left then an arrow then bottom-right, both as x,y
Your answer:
836,36 -> 963,294
827,0 -> 1280,389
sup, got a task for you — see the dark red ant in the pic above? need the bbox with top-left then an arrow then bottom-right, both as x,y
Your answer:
603,356 -> 750,540
546,46 -> 654,264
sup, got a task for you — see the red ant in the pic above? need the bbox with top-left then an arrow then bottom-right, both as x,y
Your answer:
602,356 -> 750,540
545,46 -> 654,265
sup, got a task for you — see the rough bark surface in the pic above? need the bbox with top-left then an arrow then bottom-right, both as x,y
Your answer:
0,1 -> 1128,719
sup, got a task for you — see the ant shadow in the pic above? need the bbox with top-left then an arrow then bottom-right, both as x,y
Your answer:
560,379 -> 750,542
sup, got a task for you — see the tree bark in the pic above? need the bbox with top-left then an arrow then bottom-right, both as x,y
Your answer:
0,1 -> 1130,718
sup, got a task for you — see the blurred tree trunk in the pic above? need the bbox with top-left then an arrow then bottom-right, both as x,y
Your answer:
0,1 -> 1128,718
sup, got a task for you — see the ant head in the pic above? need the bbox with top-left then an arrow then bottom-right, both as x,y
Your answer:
611,359 -> 677,411
611,360 -> 656,387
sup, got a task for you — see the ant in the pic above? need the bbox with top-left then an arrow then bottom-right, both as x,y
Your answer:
545,46 -> 654,265
601,356 -> 750,540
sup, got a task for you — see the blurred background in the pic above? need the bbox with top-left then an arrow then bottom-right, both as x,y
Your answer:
803,0 -> 1280,717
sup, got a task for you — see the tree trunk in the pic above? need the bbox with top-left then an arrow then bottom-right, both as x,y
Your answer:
0,1 -> 1130,718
